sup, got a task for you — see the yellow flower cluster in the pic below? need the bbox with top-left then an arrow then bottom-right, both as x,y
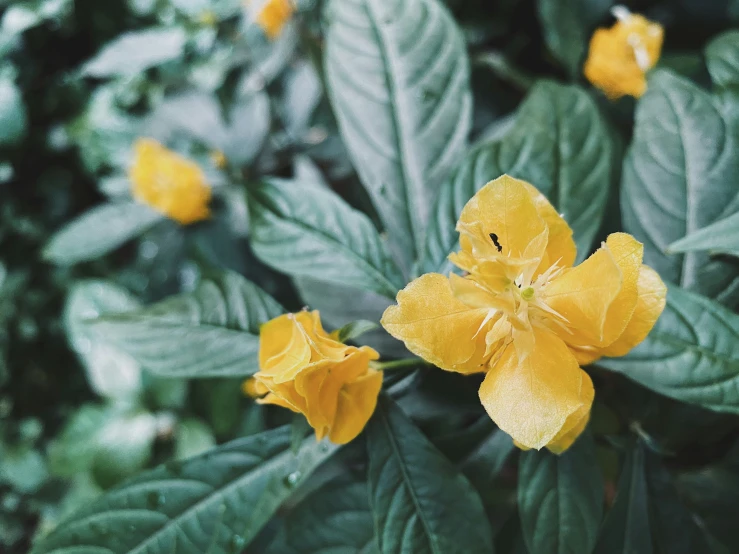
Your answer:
129,138 -> 211,225
381,176 -> 666,453
255,0 -> 294,39
584,7 -> 664,99
249,311 -> 383,445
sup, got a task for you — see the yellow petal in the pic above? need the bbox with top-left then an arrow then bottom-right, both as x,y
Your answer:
241,377 -> 268,398
521,181 -> 577,271
542,240 -> 623,346
597,265 -> 667,358
479,327 -> 585,450
255,377 -> 307,413
457,175 -> 548,261
258,314 -> 311,381
381,274 -> 492,374
294,310 -> 348,362
256,0 -> 294,39
329,370 -> 384,444
545,370 -> 595,454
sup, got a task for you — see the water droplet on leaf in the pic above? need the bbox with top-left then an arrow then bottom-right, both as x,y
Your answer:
230,535 -> 247,553
283,471 -> 301,487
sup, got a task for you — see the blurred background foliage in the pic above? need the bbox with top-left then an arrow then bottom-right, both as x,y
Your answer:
3,0 -> 739,552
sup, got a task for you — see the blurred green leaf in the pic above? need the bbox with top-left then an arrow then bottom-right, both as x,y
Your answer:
250,180 -> 404,298
367,396 -> 494,554
621,70 -> 739,305
599,285 -> 739,415
32,427 -> 337,554
422,80 -> 614,273
64,280 -> 143,400
48,405 -> 111,478
82,27 -> 187,77
668,210 -> 739,257
174,418 -> 216,460
44,202 -> 164,265
706,30 -> 739,90
324,0 -> 472,264
0,446 -> 48,493
265,475 -> 379,554
88,270 -> 283,378
518,434 -> 603,554
336,320 -> 379,343
0,76 -> 27,145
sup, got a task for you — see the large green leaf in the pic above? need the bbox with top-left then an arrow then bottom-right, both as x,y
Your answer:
265,475 -> 379,554
668,210 -> 739,257
518,434 -> 603,554
367,396 -> 494,554
87,271 -> 283,378
621,70 -> 739,305
0,76 -> 28,145
44,202 -> 164,265
599,285 -> 739,415
537,0 -> 613,77
706,30 -> 739,90
422,80 -> 613,274
324,0 -> 472,263
249,181 -> 404,299
32,426 -> 337,554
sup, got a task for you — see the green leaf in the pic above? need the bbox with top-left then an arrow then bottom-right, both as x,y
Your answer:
518,434 -> 603,554
537,0 -> 613,77
64,280 -> 143,400
265,475 -> 379,554
367,396 -> 494,554
0,446 -> 48,494
668,210 -> 739,257
44,202 -> 164,265
174,419 -> 216,460
82,27 -> 187,77
250,180 -> 404,298
598,285 -> 739,415
0,76 -> 27,145
87,271 -> 284,378
706,30 -> 739,90
32,426 -> 337,554
596,443 -> 652,554
336,320 -> 379,343
324,0 -> 472,263
422,80 -> 613,273
621,70 -> 739,304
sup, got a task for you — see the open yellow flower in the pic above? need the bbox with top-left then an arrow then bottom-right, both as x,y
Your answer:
250,311 -> 383,445
584,6 -> 664,99
254,0 -> 294,39
382,175 -> 666,453
129,138 -> 211,225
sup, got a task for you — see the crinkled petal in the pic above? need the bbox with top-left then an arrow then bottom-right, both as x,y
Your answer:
546,370 -> 595,454
382,273 -> 492,374
457,175 -> 548,261
294,310 -> 348,362
599,233 -> 643,345
597,265 -> 667,358
258,314 -> 311,380
256,377 -> 307,414
479,327 -> 585,450
329,370 -> 384,444
522,181 -> 577,271
542,240 -> 623,346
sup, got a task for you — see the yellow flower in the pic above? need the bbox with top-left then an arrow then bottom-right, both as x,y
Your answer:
255,0 -> 294,40
583,6 -> 664,99
251,311 -> 383,445
129,138 -> 211,225
381,175 -> 666,453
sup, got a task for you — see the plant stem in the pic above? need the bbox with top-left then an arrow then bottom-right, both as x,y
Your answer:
372,358 -> 427,371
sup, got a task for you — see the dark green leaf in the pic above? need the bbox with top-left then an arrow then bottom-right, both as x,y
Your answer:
336,320 -> 379,343
518,434 -> 603,554
265,475 -> 379,554
44,202 -> 164,265
174,419 -> 216,460
668,211 -> 739,257
82,27 -> 187,77
325,0 -> 472,263
599,285 -> 739,415
706,30 -> 739,90
0,76 -> 27,145
88,271 -> 284,378
367,396 -> 494,554
250,181 -> 404,298
422,80 -> 613,273
596,443 -> 653,554
621,70 -> 739,304
32,426 -> 337,554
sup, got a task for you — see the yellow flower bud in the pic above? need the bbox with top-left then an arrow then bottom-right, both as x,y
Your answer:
252,311 -> 383,444
255,0 -> 294,40
129,138 -> 211,225
584,7 -> 664,99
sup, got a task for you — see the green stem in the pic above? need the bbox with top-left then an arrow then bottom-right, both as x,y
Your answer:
372,358 -> 428,371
